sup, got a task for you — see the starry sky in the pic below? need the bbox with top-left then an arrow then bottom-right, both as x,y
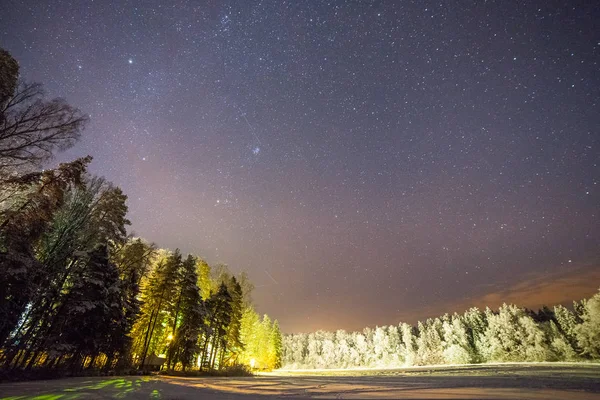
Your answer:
1,1 -> 598,333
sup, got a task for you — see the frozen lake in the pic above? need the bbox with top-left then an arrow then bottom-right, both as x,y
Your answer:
2,363 -> 600,399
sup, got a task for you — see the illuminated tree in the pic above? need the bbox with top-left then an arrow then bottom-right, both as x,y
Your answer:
333,330 -> 350,368
0,47 -> 279,376
169,255 -> 205,371
318,333 -> 335,368
553,304 -> 579,352
400,322 -> 417,366
196,258 -> 213,300
574,289 -> 600,358
346,332 -> 361,367
416,318 -> 444,365
280,297 -> 597,370
543,320 -> 576,361
461,307 -> 488,363
283,331 -> 307,368
481,304 -> 548,362
442,314 -> 476,364
270,320 -> 282,369
0,157 -> 91,355
132,250 -> 183,368
221,276 -> 244,366
304,331 -> 321,368
107,238 -> 155,369
3,174 -> 131,371
238,306 -> 261,366
20,178 -> 129,351
372,325 -> 402,367
258,315 -> 281,369
200,282 -> 233,370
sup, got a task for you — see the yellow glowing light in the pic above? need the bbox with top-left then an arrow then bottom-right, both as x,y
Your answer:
250,358 -> 256,368
167,334 -> 173,341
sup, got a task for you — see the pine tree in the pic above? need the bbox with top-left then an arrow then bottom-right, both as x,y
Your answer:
222,276 -> 244,366
238,306 -> 261,367
0,157 -> 91,358
196,258 -> 213,300
271,320 -> 283,369
201,282 -> 232,371
169,255 -> 205,371
109,238 -> 156,370
7,177 -> 129,367
133,250 -> 183,369
43,244 -> 122,370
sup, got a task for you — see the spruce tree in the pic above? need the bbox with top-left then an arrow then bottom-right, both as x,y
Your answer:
133,250 -> 183,369
201,282 -> 232,370
271,320 -> 283,369
43,244 -> 121,370
0,157 -> 91,359
168,255 -> 205,370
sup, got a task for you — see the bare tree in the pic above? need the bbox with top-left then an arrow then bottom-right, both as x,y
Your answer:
0,48 -> 88,176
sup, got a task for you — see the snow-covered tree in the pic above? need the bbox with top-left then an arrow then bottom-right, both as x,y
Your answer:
482,304 -> 548,362
43,244 -> 123,370
400,322 -> 417,366
169,255 -> 205,371
442,313 -> 476,364
542,320 -> 577,361
416,318 -> 444,365
574,289 -> 600,358
554,304 -> 579,352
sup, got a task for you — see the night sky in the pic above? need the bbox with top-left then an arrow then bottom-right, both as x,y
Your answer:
1,1 -> 598,333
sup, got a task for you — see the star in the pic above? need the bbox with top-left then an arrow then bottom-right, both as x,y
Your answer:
3,0 -> 596,335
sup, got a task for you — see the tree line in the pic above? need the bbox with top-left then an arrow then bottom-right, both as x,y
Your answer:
282,291 -> 600,369
0,48 -> 281,377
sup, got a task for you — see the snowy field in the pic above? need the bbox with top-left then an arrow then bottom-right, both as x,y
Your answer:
1,363 -> 600,399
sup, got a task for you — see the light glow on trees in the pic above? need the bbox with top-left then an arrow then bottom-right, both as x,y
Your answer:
281,290 -> 600,370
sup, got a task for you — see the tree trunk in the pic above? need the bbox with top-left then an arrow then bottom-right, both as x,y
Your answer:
209,332 -> 219,370
87,354 -> 97,370
139,307 -> 158,369
139,287 -> 166,369
219,344 -> 226,370
166,290 -> 182,370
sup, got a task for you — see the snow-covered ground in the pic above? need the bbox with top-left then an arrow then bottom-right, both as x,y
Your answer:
1,363 -> 599,399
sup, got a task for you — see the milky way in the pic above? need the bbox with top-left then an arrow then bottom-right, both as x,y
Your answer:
1,1 -> 598,332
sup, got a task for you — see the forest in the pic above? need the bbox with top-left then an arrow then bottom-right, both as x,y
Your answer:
0,48 -> 282,377
2,42 -> 599,380
282,291 -> 600,369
